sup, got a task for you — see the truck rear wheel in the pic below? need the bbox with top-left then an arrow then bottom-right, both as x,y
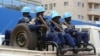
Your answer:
10,23 -> 37,50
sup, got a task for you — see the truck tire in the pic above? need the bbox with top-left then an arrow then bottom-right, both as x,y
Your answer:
10,23 -> 37,50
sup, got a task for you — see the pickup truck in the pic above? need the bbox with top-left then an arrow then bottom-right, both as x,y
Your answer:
0,24 -> 99,56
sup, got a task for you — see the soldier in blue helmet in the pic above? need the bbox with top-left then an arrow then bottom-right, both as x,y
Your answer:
48,11 -> 64,46
28,6 -> 61,48
49,11 -> 76,50
62,12 -> 89,48
18,7 -> 32,23
3,7 -> 32,45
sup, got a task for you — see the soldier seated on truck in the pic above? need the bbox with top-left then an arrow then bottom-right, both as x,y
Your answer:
61,12 -> 89,48
3,6 -> 32,45
28,6 -> 61,50
49,11 -> 78,54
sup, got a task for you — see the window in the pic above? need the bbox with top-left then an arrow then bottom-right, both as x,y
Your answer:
64,1 -> 68,6
45,4 -> 48,10
54,3 -> 56,7
78,2 -> 84,8
78,15 -> 80,19
34,4 -> 38,8
28,3 -> 35,13
21,2 -> 27,7
3,0 -> 12,8
3,0 -> 12,5
0,0 -> 2,4
13,0 -> 20,6
82,3 -> 84,7
88,16 -> 93,23
94,4 -> 100,9
78,2 -> 81,7
0,5 -> 2,8
94,18 -> 99,21
89,16 -> 92,21
28,3 -> 34,8
78,15 -> 84,20
41,5 -> 43,7
81,16 -> 84,20
0,0 -> 2,7
89,18 -> 92,21
12,0 -> 21,10
49,4 -> 52,10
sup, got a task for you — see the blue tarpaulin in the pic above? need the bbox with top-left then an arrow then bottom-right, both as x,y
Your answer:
0,8 -> 35,34
71,20 -> 85,25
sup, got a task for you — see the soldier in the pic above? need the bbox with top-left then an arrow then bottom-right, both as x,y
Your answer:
28,6 -> 61,48
49,11 -> 76,50
62,12 -> 89,48
18,7 -> 32,23
3,6 -> 32,45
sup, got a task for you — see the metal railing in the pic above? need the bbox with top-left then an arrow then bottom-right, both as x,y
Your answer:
89,8 -> 100,11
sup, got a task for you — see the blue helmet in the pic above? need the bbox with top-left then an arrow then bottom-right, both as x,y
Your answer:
50,11 -> 60,20
21,7 -> 31,13
49,11 -> 57,15
34,6 -> 45,13
63,12 -> 72,19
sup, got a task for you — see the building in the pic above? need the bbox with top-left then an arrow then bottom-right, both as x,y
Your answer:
41,0 -> 100,23
0,0 -> 41,12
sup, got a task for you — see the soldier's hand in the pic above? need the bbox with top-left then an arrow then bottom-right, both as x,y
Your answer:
41,24 -> 47,29
72,32 -> 76,35
41,24 -> 45,27
55,27 -> 61,32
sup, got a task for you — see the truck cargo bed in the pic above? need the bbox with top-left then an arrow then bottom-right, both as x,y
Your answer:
0,46 -> 97,56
